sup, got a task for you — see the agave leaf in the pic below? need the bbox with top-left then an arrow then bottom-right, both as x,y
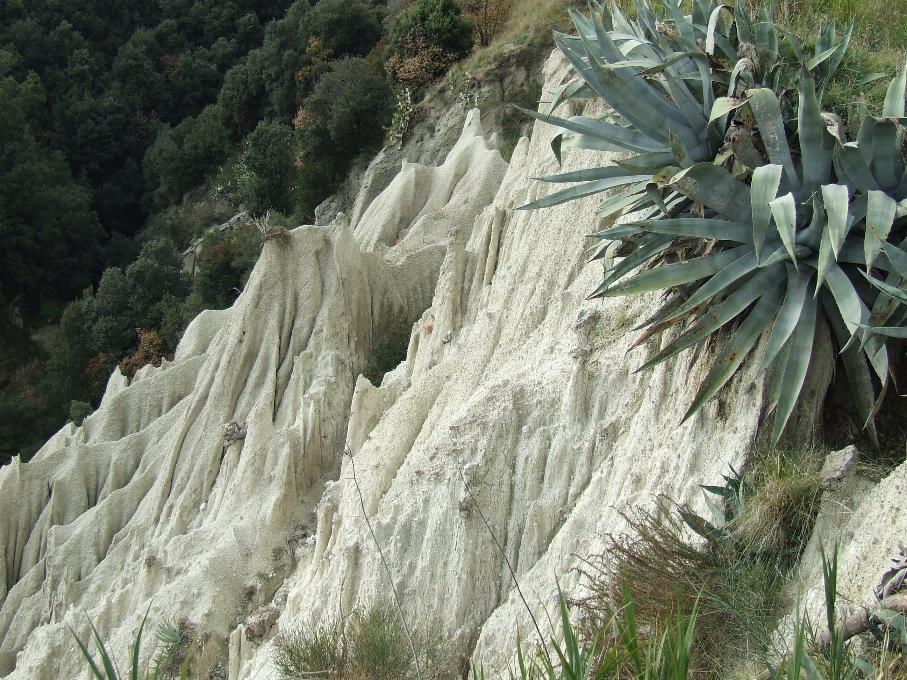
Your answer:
590,235 -> 674,296
866,334 -> 890,384
662,62 -> 711,132
747,89 -> 800,191
583,16 -> 701,148
756,9 -> 780,74
860,271 -> 907,304
799,74 -> 833,192
668,129 -> 695,168
883,57 -> 907,118
752,164 -> 783,260
834,143 -> 880,192
630,291 -> 689,333
513,106 -> 668,153
771,292 -> 818,446
820,21 -> 853,98
821,184 -> 850,257
735,2 -> 754,43
769,192 -> 799,266
856,323 -> 907,338
709,96 -> 748,123
682,282 -> 784,423
598,245 -> 748,298
548,78 -> 594,114
764,337 -> 792,418
823,293 -> 879,446
597,184 -> 651,220
758,265 -> 811,374
663,250 -> 761,322
783,28 -> 806,65
638,265 -> 778,371
864,191 -> 897,270
617,151 -> 683,173
519,174 -> 651,210
633,217 -> 752,242
670,163 -> 751,221
881,240 -> 907,278
638,50 -> 711,76
806,44 -> 841,71
705,4 -> 730,55
870,120 -> 901,191
729,58 -> 756,97
535,165 -> 646,184
825,261 -> 867,337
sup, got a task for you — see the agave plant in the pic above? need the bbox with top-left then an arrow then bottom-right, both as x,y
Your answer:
516,0 -> 851,220
521,0 -> 907,446
71,608 -> 192,680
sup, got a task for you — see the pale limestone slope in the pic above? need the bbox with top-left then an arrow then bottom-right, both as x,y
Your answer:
5,47 -> 893,680
0,111 -> 506,680
234,53 -> 767,679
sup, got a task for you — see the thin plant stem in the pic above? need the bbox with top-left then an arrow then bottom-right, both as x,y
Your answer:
458,468 -> 553,669
346,450 -> 423,680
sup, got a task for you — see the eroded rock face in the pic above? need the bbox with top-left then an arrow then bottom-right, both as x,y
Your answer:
0,110 -> 506,679
3,47 -> 855,680
234,53 -> 770,679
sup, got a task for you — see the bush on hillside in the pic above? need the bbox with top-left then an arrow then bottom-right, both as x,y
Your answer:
125,239 -> 192,331
294,57 -> 393,215
459,0 -> 512,47
193,224 -> 261,309
304,0 -> 384,58
143,104 -> 232,208
385,0 -> 473,86
234,120 -> 297,216
118,328 -> 166,379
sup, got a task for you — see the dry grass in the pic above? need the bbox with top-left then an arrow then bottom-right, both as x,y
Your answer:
573,447 -> 826,677
574,500 -> 781,678
731,449 -> 823,564
456,0 -> 585,71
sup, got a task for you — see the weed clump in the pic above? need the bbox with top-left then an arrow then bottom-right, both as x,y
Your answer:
574,450 -> 825,676
273,601 -> 453,680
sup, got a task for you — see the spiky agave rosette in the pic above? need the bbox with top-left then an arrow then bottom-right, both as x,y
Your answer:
520,0 -> 907,446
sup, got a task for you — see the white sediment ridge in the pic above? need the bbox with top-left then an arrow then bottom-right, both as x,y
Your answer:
1,50 -> 901,679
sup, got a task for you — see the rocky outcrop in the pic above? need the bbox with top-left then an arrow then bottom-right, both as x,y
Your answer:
234,53 -> 771,679
0,107 -> 506,679
2,46 -> 897,680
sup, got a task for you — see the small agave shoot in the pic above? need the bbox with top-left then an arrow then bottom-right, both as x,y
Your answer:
521,0 -> 907,446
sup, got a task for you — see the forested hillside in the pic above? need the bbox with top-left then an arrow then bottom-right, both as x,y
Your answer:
0,0 -> 489,464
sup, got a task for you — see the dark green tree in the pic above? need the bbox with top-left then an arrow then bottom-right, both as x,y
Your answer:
235,120 -> 297,216
125,238 -> 191,330
384,0 -> 472,84
304,0 -> 383,58
295,57 -> 393,215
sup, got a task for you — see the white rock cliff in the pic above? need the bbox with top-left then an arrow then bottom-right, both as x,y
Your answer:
0,50 -> 898,680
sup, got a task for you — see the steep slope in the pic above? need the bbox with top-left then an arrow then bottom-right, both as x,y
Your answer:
232,53 -> 770,679
4,47 -> 889,680
0,111 -> 506,679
